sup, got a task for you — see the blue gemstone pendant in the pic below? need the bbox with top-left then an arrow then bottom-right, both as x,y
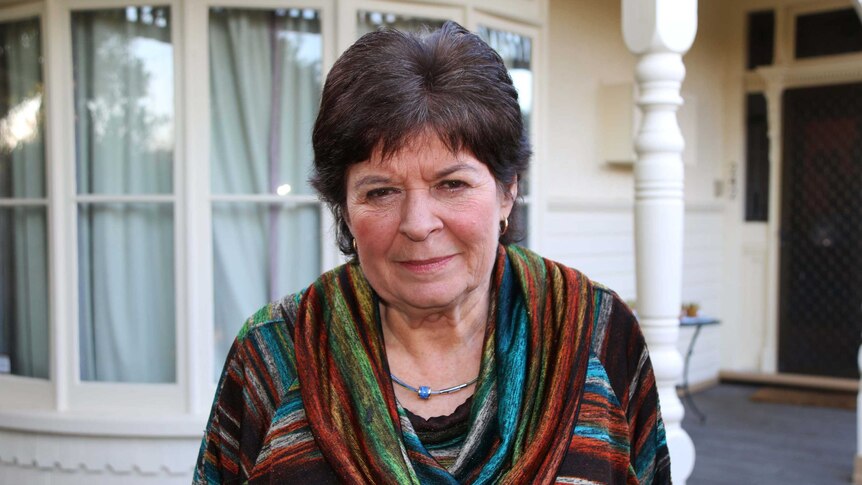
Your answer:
418,386 -> 431,400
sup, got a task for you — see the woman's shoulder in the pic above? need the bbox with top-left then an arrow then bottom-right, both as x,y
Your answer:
509,245 -> 631,313
234,291 -> 305,344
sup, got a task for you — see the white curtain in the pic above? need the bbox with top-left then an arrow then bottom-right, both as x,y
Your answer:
73,8 -> 175,383
209,9 -> 321,377
0,18 -> 49,379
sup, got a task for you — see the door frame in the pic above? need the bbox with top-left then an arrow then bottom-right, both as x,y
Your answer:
756,59 -> 862,376
775,80 -> 862,378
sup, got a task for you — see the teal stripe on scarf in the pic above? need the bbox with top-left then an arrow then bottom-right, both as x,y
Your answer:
471,250 -> 528,484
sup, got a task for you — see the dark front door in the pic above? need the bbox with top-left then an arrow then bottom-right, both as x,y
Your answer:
778,82 -> 862,379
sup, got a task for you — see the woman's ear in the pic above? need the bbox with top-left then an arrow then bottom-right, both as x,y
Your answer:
500,179 -> 518,217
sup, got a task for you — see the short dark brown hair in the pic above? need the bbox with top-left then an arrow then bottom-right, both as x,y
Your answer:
310,21 -> 531,257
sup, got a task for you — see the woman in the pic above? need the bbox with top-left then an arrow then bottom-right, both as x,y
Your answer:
195,22 -> 670,484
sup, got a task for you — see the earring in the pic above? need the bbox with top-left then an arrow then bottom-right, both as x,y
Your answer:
352,238 -> 358,252
500,217 -> 509,236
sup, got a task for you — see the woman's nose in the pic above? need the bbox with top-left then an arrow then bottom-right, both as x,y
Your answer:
398,189 -> 443,241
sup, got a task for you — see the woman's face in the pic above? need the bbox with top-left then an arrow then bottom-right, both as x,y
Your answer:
345,135 -> 515,315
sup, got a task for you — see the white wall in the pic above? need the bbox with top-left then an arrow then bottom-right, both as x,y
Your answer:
0,429 -> 198,484
545,0 -> 636,200
544,0 -> 732,386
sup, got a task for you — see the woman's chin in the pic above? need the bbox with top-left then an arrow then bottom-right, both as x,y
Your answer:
381,283 -> 476,314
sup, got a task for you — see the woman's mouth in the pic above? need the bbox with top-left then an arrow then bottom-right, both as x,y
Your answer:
398,255 -> 455,273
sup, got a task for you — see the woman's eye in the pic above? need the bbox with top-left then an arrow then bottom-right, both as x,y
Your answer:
366,187 -> 398,199
438,180 -> 468,191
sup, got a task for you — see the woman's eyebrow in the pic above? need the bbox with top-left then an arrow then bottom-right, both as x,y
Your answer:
435,162 -> 478,179
352,174 -> 392,189
352,162 -> 478,189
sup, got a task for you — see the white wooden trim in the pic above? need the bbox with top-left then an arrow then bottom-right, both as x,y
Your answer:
757,60 -> 862,91
685,200 -> 725,213
0,198 -> 49,206
720,369 -> 859,392
68,381 -> 184,413
74,194 -> 177,203
0,375 -> 53,410
355,0 -> 463,22
547,196 -> 723,214
774,0 -> 790,65
340,0 -> 465,53
341,0 -> 543,26
54,0 -> 185,412
45,0 -> 76,412
182,0 -> 211,415
0,2 -> 42,21
548,197 -> 633,213
471,0 -> 543,27
170,0 -> 189,416
210,194 -> 321,204
0,409 -> 205,437
63,0 -> 173,9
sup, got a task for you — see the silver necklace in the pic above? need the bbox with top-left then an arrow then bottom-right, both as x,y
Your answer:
390,373 -> 478,400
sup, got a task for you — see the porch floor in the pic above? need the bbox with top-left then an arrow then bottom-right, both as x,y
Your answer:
682,383 -> 856,485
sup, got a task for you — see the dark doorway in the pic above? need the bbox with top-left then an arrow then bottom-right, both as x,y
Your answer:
778,82 -> 862,379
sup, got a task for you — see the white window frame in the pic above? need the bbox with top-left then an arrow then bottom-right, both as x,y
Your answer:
54,0 -> 186,413
342,0 -> 464,51
0,2 -> 55,412
0,0 -> 548,432
469,10 -> 542,251
184,0 -> 337,413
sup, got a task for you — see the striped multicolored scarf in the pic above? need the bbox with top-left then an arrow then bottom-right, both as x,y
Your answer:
294,245 -> 595,484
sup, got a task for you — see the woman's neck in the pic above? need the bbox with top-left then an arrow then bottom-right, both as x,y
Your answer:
380,290 -> 490,419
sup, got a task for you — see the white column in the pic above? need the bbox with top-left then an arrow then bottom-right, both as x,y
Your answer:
622,1 -> 696,483
756,73 -> 785,374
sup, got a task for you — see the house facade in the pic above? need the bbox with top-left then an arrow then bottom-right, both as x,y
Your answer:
0,0 -> 859,483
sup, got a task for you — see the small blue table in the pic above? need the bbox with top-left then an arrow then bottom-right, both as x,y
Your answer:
677,316 -> 720,423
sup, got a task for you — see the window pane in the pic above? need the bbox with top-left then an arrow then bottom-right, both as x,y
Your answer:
478,26 -> 532,200
0,17 -> 44,199
357,11 -> 446,36
745,93 -> 769,221
78,203 -> 175,383
209,8 -> 321,195
72,7 -> 173,195
0,207 -> 48,378
747,10 -> 775,70
212,203 -> 320,378
478,27 -> 532,132
795,8 -> 862,59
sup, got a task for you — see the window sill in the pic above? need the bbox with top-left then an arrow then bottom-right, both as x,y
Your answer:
0,409 -> 206,437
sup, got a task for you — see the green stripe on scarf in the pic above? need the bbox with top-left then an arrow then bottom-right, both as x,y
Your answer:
293,245 -> 594,484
